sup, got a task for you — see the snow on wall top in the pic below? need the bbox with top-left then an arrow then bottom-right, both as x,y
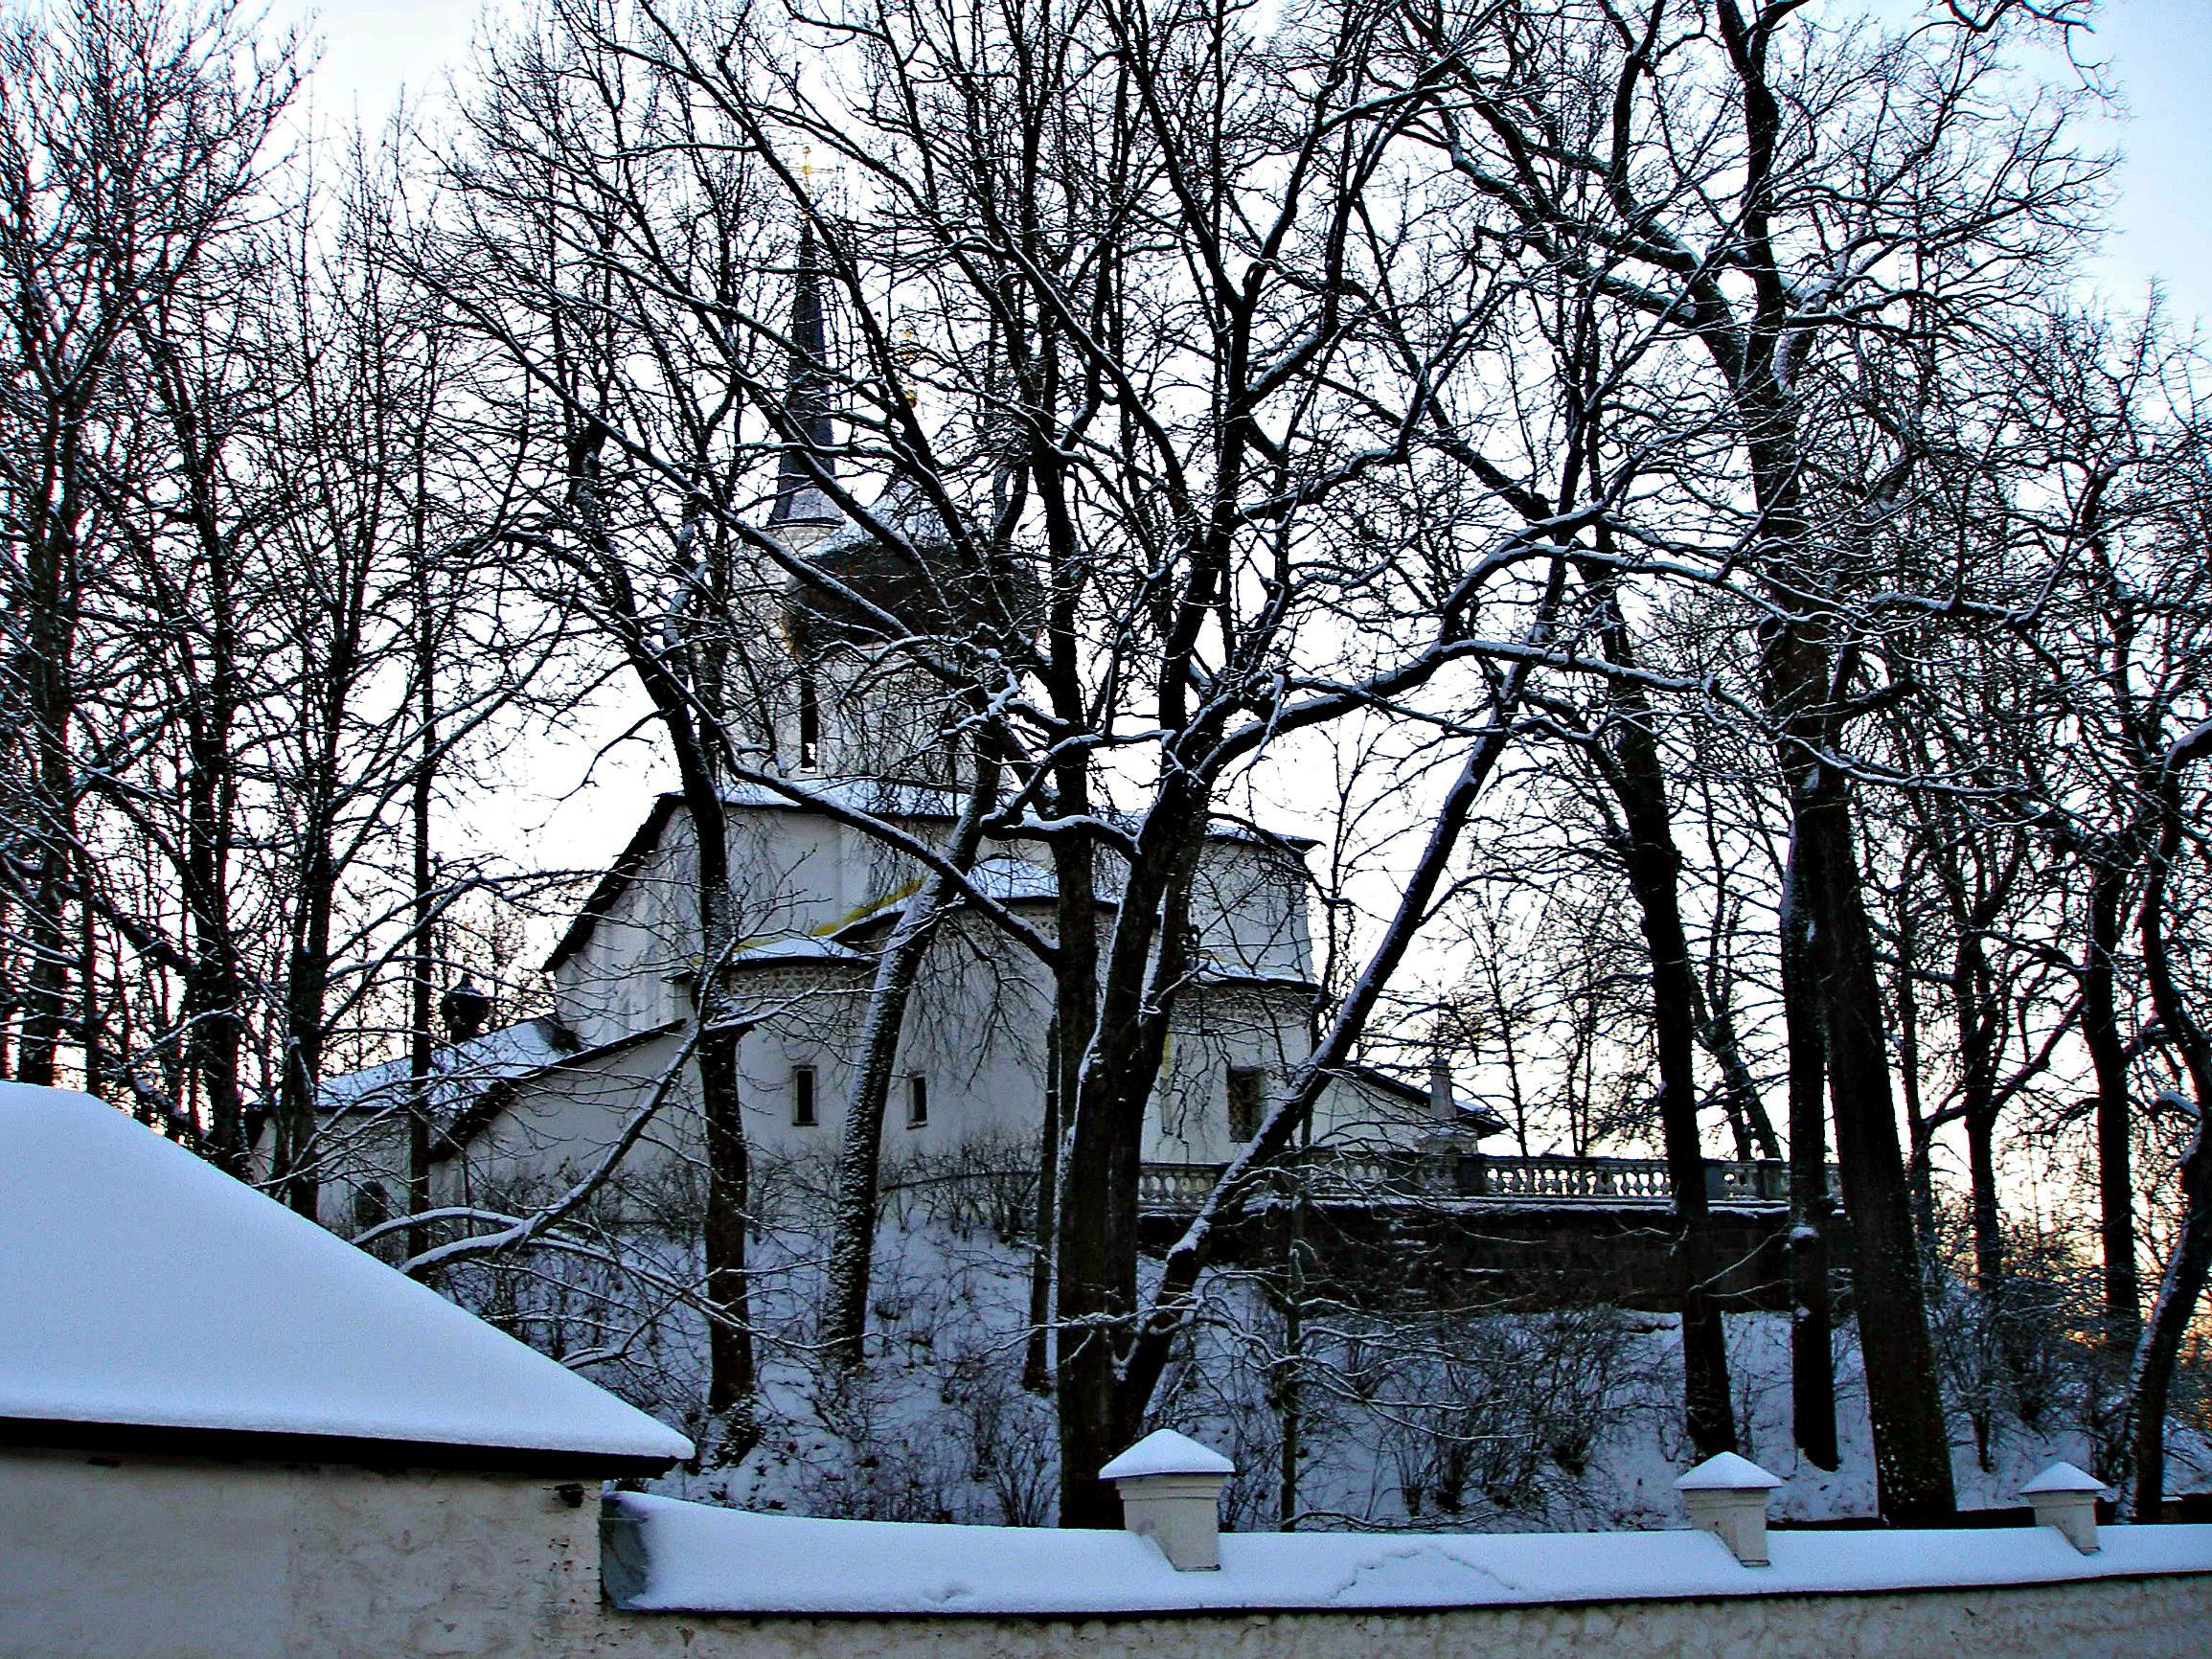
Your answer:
606,1493 -> 2212,1617
0,1084 -> 693,1467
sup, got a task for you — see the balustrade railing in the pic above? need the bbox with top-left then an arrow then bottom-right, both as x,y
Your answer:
1138,1152 -> 1815,1211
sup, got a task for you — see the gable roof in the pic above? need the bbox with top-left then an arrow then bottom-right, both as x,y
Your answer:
0,1083 -> 692,1474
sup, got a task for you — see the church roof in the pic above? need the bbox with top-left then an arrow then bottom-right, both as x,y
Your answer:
543,782 -> 1316,974
1336,1063 -> 1511,1138
783,476 -> 1021,651
318,1013 -> 582,1117
767,220 -> 842,532
0,1082 -> 693,1473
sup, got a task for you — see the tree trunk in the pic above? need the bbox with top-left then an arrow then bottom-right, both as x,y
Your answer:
569,407 -> 757,1430
1893,909 -> 1941,1261
821,756 -> 998,1367
276,865 -> 332,1220
180,700 -> 247,1174
1589,609 -> 1736,1456
1021,1018 -> 1060,1394
2084,862 -> 2141,1347
1953,936 -> 2005,1301
17,511 -> 79,1088
697,1011 -> 756,1426
1054,760 -> 1215,1524
407,662 -> 437,1262
2126,764 -> 2212,1519
1779,833 -> 1840,1471
1800,780 -> 1957,1520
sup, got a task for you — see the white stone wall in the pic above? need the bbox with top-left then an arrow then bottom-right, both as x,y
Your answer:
0,1447 -> 602,1659
10,1444 -> 2209,1659
582,1573 -> 2212,1659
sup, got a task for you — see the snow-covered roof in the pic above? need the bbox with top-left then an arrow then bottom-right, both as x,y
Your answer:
0,1083 -> 693,1473
604,1494 -> 2212,1617
318,1014 -> 581,1116
831,858 -> 1068,944
547,782 -> 1316,973
964,854 -> 1060,904
802,475 -> 955,562
726,935 -> 872,967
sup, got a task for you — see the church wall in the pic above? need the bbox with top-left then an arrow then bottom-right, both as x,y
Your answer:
556,828 -> 697,1054
729,810 -> 855,937
444,1028 -> 703,1214
467,795 -> 1412,1215
1185,840 -> 1313,981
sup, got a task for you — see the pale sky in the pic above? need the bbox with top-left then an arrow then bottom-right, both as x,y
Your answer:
274,0 -> 2212,318
263,0 -> 2212,879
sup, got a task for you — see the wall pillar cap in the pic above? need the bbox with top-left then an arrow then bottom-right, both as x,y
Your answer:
1674,1452 -> 1784,1493
1101,1429 -> 1236,1483
1676,1453 -> 1781,1566
2019,1461 -> 2105,1497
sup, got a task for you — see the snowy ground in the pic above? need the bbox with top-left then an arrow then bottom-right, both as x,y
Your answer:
439,1165 -> 2206,1530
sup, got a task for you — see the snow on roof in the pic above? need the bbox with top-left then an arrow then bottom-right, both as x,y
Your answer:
718,778 -> 1321,852
835,860 -> 1065,943
727,935 -> 871,966
965,855 -> 1060,904
318,1014 -> 581,1116
720,777 -> 974,820
604,1494 -> 2212,1618
1099,1428 -> 1237,1481
1337,1063 -> 1511,1137
803,474 -> 955,560
0,1084 -> 693,1471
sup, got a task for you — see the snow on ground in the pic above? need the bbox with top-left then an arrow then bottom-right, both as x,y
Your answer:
0,1083 -> 692,1464
607,1491 -> 2212,1616
434,1146 -> 2202,1530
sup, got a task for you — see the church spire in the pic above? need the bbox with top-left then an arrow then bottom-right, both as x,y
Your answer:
770,219 -> 841,533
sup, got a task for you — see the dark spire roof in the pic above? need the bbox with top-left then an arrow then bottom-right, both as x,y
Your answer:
770,221 -> 842,530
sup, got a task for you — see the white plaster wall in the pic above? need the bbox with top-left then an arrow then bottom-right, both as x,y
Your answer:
0,1447 -> 602,1659
445,1027 -> 702,1206
582,1573 -> 2212,1659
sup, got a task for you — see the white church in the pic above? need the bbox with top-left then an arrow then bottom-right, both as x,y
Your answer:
312,254 -> 1496,1231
